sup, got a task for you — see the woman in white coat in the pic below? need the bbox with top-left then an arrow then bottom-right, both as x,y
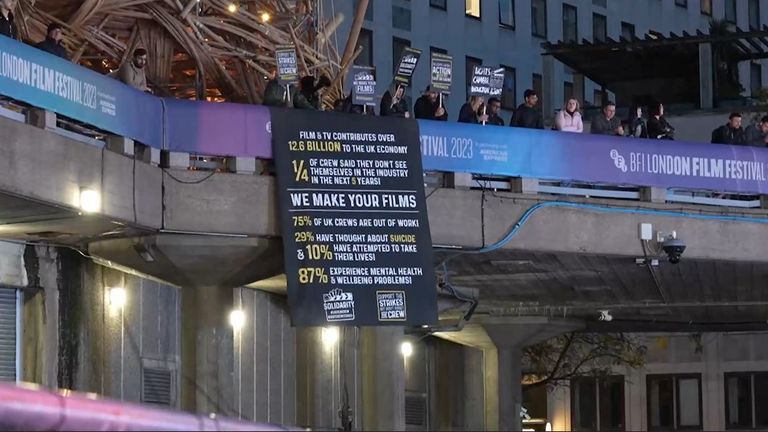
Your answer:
554,98 -> 583,133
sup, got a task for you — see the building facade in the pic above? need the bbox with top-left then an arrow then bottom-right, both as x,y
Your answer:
325,0 -> 768,122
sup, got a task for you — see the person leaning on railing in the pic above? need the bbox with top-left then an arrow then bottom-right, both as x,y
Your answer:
647,102 -> 675,140
116,48 -> 152,94
554,98 -> 583,133
743,115 -> 768,147
35,23 -> 68,60
0,0 -> 18,40
590,100 -> 624,136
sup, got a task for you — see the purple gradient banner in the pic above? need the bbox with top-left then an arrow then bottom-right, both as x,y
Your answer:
419,120 -> 768,194
163,99 -> 272,157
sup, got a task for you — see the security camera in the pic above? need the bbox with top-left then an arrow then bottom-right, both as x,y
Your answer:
662,233 -> 686,264
599,310 -> 613,322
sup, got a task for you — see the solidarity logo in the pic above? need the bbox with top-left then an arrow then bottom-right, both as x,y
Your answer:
610,149 -> 628,173
323,288 -> 355,322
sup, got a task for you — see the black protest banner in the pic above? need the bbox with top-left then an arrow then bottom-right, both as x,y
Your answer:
430,53 -> 453,94
271,109 -> 438,327
351,65 -> 377,106
393,47 -> 422,87
275,45 -> 299,85
469,65 -> 493,97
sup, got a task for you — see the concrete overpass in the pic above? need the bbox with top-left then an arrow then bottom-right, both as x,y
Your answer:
4,110 -> 768,430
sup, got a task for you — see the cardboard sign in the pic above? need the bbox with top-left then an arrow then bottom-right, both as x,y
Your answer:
393,47 -> 422,87
351,65 -> 377,106
275,45 -> 299,85
430,53 -> 453,94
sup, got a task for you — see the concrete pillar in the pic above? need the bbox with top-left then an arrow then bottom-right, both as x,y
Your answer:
180,286 -> 235,416
161,151 -> 191,169
361,327 -> 405,431
498,346 -> 523,431
699,43 -> 714,109
573,74 -> 586,106
228,157 -> 257,175
542,55 -> 557,122
296,327 -> 361,430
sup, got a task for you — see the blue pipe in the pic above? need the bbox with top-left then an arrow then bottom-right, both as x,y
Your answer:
436,200 -> 768,259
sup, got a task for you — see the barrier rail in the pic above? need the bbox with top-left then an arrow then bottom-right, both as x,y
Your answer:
1,34 -> 767,205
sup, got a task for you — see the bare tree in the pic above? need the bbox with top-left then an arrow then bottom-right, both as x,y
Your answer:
522,333 -> 647,390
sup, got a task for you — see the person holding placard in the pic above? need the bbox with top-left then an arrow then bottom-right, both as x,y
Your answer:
414,86 -> 447,121
380,83 -> 410,118
458,96 -> 488,124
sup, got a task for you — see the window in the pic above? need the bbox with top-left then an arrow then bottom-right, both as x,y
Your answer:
749,0 -> 760,29
647,374 -> 702,430
675,0 -> 688,7
593,13 -> 607,42
431,46 -> 447,55
726,374 -> 752,428
563,4 -> 578,43
621,22 -> 635,40
466,0 -> 480,18
354,0 -> 373,21
531,0 -> 547,38
499,0 -> 515,28
392,37 -> 410,73
501,66 -> 516,109
430,0 -> 446,10
751,63 -> 763,96
355,29 -> 373,66
466,56 -> 482,98
571,376 -> 625,431
392,4 -> 411,31
725,0 -> 737,23
564,82 -> 574,100
533,73 -> 543,112
593,89 -> 605,107
593,0 -> 607,7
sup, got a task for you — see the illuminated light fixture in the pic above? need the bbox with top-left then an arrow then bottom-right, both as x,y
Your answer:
400,341 -> 413,358
229,309 -> 246,329
108,287 -> 127,309
546,422 -> 553,431
227,2 -> 238,13
321,327 -> 339,347
79,188 -> 101,213
260,12 -> 271,22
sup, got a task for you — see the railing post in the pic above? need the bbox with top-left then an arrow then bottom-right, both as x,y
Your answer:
106,135 -> 135,156
445,172 -> 473,189
135,143 -> 160,166
227,157 -> 257,174
639,187 -> 667,203
160,150 -> 191,169
510,177 -> 538,194
25,109 -> 56,130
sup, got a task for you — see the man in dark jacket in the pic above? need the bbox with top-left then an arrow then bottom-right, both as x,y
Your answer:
743,115 -> 768,147
486,97 -> 505,126
35,23 -> 68,60
510,89 -> 544,129
263,70 -> 289,107
293,75 -> 330,110
590,101 -> 625,136
0,0 -> 18,40
413,86 -> 447,121
711,113 -> 746,145
380,83 -> 410,118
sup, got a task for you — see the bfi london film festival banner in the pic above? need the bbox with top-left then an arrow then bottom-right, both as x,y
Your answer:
0,34 -> 162,147
272,109 -> 437,326
275,45 -> 299,85
351,65 -> 377,106
430,52 -> 453,94
393,47 -> 422,87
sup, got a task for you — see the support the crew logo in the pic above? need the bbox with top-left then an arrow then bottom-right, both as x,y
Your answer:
376,291 -> 407,321
323,288 -> 355,322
